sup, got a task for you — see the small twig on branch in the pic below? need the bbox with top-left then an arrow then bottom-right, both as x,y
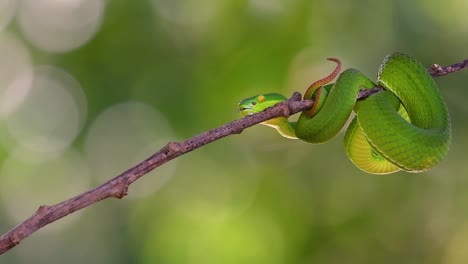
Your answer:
0,58 -> 466,255
429,58 -> 468,77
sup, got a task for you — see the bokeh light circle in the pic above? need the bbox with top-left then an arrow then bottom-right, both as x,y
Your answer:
0,0 -> 17,31
0,148 -> 91,226
17,0 -> 105,52
151,0 -> 225,30
248,0 -> 286,18
84,101 -> 176,198
158,141 -> 264,223
0,32 -> 33,118
163,155 -> 235,223
3,65 -> 87,155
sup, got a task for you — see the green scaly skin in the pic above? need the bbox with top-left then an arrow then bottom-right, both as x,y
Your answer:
239,93 -> 298,139
238,53 -> 451,174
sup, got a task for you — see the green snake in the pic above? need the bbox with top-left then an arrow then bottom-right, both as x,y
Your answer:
238,53 -> 451,174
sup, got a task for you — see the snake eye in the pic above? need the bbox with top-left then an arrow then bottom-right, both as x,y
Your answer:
258,95 -> 265,102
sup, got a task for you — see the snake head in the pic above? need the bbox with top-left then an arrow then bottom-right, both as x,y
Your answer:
238,93 -> 288,116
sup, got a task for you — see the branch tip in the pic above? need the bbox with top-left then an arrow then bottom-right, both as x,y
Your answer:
289,92 -> 302,101
10,234 -> 20,246
162,142 -> 182,154
111,184 -> 128,199
36,205 -> 50,214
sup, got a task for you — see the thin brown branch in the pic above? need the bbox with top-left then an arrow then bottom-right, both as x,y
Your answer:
429,58 -> 468,77
0,58 -> 465,255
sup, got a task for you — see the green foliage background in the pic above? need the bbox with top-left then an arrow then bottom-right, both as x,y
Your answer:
1,0 -> 468,263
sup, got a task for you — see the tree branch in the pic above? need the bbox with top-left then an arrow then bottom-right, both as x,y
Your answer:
0,58 -> 466,255
429,58 -> 468,77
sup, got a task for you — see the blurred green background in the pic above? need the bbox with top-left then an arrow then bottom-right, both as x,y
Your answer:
0,0 -> 467,263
